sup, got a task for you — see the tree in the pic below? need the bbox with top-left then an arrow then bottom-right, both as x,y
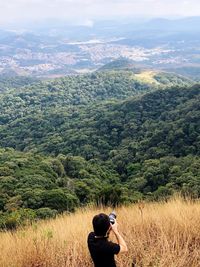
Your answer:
41,189 -> 79,212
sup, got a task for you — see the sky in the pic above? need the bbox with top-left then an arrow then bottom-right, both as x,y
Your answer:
0,0 -> 200,26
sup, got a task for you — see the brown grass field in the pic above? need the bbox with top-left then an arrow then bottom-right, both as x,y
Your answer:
0,198 -> 200,267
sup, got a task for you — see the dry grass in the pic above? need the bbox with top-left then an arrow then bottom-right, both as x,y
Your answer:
0,198 -> 200,267
134,71 -> 160,85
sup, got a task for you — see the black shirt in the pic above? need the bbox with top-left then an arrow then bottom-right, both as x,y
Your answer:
87,232 -> 120,267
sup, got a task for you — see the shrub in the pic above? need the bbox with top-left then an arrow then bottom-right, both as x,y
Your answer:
36,208 -> 57,219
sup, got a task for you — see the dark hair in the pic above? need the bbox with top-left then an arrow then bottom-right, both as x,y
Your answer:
92,213 -> 111,236
92,213 -> 110,236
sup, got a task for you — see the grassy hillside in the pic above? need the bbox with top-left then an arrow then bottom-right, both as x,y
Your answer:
98,59 -> 193,86
0,198 -> 199,267
134,70 -> 160,85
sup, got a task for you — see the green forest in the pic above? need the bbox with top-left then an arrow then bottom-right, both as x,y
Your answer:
0,71 -> 199,229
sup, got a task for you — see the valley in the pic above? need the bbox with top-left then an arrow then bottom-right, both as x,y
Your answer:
1,17 -> 200,78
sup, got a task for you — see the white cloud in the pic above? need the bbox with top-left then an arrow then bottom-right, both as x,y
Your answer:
0,0 -> 200,25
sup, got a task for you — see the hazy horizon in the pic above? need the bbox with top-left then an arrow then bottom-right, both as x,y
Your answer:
0,0 -> 200,29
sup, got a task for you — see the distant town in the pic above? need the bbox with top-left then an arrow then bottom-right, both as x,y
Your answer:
1,17 -> 200,78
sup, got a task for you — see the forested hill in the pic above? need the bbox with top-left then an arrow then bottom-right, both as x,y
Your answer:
0,76 -> 39,92
0,71 -> 152,125
0,80 -> 200,228
0,70 -> 194,125
97,58 -> 141,72
0,84 -> 199,160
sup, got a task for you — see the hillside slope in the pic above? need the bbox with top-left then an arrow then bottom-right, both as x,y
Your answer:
0,199 -> 200,267
0,85 -> 199,216
0,76 -> 39,93
0,70 -> 194,125
0,85 -> 199,160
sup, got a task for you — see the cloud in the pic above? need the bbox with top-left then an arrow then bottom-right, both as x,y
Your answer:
0,0 -> 200,26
